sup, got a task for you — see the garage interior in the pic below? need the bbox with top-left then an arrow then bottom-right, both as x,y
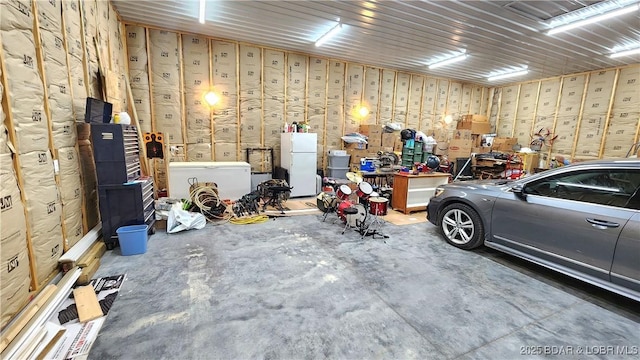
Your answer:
0,0 -> 638,359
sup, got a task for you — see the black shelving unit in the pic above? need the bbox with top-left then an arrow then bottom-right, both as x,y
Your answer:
91,123 -> 155,249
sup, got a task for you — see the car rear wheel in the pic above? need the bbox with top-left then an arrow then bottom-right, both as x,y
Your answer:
438,203 -> 484,250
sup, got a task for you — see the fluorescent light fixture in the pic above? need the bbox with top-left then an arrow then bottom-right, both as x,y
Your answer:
428,50 -> 468,69
610,46 -> 640,58
547,2 -> 640,35
487,67 -> 529,82
199,0 -> 206,24
315,21 -> 343,47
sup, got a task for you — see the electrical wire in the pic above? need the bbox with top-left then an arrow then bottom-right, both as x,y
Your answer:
229,214 -> 270,225
188,181 -> 271,225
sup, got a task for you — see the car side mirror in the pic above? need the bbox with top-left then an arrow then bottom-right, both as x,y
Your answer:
511,184 -> 527,200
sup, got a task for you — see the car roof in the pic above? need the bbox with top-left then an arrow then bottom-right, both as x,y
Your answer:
568,158 -> 640,167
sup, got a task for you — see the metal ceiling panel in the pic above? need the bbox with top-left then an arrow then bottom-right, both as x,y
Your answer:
113,0 -> 640,86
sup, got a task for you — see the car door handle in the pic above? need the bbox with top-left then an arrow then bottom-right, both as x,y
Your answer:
586,218 -> 620,229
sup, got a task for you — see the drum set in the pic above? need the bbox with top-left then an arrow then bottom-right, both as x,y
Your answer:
317,172 -> 389,239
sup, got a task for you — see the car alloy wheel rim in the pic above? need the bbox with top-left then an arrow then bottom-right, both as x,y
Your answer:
442,209 -> 475,245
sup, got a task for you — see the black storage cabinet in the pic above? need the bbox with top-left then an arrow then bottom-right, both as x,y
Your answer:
91,123 -> 141,184
91,123 -> 154,249
98,178 -> 155,249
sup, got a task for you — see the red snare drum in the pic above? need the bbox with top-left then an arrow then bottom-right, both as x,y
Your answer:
336,184 -> 352,200
337,200 -> 354,221
368,197 -> 388,216
355,181 -> 373,200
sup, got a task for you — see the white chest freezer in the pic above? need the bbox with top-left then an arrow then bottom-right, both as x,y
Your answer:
168,162 -> 251,201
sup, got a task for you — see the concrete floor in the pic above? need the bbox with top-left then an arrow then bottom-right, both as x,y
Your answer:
90,213 -> 639,359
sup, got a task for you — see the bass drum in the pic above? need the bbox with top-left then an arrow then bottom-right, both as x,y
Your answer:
337,200 -> 354,222
346,204 -> 367,228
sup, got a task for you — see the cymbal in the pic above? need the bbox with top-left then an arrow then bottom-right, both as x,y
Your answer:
346,172 -> 363,184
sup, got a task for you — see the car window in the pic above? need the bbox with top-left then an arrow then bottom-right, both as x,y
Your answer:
524,168 -> 640,209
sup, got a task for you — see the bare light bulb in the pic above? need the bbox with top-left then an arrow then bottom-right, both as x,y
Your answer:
204,91 -> 219,106
358,106 -> 369,117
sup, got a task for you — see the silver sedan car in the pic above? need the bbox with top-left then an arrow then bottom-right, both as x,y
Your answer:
427,158 -> 640,301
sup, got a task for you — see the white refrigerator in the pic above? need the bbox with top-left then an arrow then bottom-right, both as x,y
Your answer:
281,133 -> 317,198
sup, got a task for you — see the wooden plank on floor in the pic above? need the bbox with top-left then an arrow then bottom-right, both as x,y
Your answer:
76,258 -> 100,286
72,286 -> 103,323
77,242 -> 107,268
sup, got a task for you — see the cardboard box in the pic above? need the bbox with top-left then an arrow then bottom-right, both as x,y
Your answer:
359,124 -> 383,137
493,137 -> 518,152
434,142 -> 448,156
367,132 -> 382,147
461,114 -> 488,122
347,149 -> 372,166
472,146 -> 491,154
382,132 -> 397,148
472,134 -> 481,148
457,120 -> 491,134
367,144 -> 382,153
519,153 -> 540,174
431,128 -> 449,143
448,138 -> 473,160
393,141 -> 403,152
452,129 -> 473,140
345,142 -> 367,150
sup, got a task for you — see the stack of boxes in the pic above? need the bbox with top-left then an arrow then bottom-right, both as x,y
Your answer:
448,114 -> 493,160
345,125 -> 402,171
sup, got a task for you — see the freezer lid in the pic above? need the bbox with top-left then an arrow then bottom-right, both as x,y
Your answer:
169,161 -> 251,169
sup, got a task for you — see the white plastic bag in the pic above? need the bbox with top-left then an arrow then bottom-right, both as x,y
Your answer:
167,203 -> 206,234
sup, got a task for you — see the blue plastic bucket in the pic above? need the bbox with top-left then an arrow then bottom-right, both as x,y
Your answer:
116,224 -> 148,256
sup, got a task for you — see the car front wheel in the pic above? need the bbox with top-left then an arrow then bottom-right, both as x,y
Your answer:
438,203 -> 484,250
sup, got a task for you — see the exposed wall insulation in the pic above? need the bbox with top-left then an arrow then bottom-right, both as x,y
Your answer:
212,40 -> 238,161
488,89 -> 499,131
57,147 -> 83,248
447,82 -> 463,121
287,53 -> 307,127
378,69 -> 394,123
239,44 -> 262,169
513,82 -> 538,146
62,0 -> 86,120
574,69 -> 616,160
603,66 -> 639,158
307,57 -> 327,167
481,87 -> 491,117
469,85 -> 484,115
1,28 -> 49,153
0,153 -> 31,328
362,67 -> 380,125
126,25 -> 153,133
149,29 -> 182,145
497,85 -> 519,137
107,5 -> 127,112
82,0 -> 101,99
326,61 -> 345,152
20,150 -> 63,285
420,77 -> 438,131
262,50 -> 285,165
461,84 -> 473,115
344,63 -> 364,134
393,73 -> 410,125
533,79 -> 561,134
183,34 -> 211,160
435,79 -> 449,128
38,1 -> 76,148
553,74 -> 587,156
407,75 -> 423,131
